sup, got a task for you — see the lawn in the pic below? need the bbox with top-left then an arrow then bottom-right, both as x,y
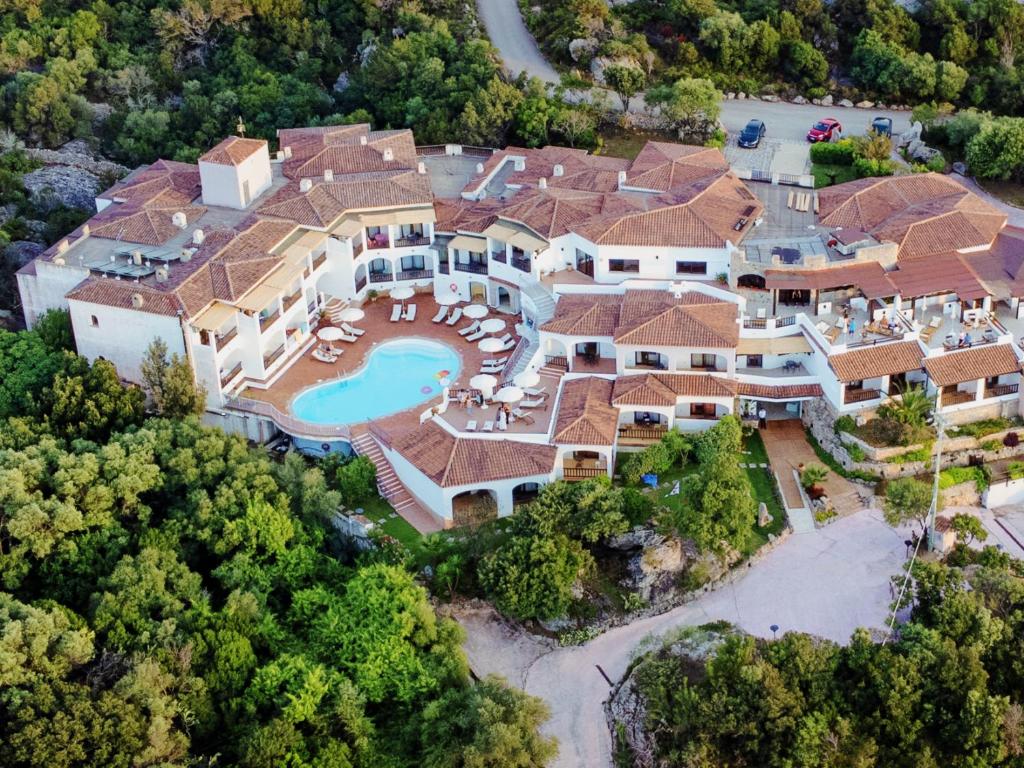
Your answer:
597,126 -> 678,160
357,495 -> 423,551
741,430 -> 787,554
979,179 -> 1024,209
812,163 -> 858,188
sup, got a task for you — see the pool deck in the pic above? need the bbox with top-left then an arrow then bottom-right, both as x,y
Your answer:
243,293 -> 523,441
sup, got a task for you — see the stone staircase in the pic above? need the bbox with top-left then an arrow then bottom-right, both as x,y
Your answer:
350,430 -> 440,534
323,297 -> 348,324
522,280 -> 557,325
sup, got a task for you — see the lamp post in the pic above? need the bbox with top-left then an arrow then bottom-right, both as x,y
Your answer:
770,624 -> 779,640
926,413 -> 946,551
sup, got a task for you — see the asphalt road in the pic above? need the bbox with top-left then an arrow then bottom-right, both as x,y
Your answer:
476,0 -> 913,142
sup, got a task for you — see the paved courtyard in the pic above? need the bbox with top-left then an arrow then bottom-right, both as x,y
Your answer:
457,507 -> 910,768
724,137 -> 811,177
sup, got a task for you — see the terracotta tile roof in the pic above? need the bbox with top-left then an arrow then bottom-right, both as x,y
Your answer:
829,341 -> 925,382
612,373 -> 737,407
540,293 -> 622,336
199,136 -> 267,166
625,142 -> 728,192
66,278 -> 184,316
887,251 -> 989,301
277,124 -> 418,180
553,377 -> 618,445
764,262 -> 897,299
817,174 -> 1006,259
962,227 -> 1024,299
98,159 -> 200,206
923,344 -> 1022,386
88,200 -> 207,246
464,145 -> 628,194
736,382 -> 824,400
391,422 -> 557,487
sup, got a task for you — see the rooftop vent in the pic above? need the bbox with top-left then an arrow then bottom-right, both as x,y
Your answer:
283,146 -> 292,159
513,158 -> 525,171
275,150 -> 284,161
360,135 -> 368,145
552,164 -> 564,177
324,169 -> 334,182
383,148 -> 394,161
54,257 -> 66,266
172,211 -> 187,228
155,266 -> 169,283
417,161 -> 426,174
57,239 -> 70,253
192,229 -> 205,245
617,170 -> 627,188
180,248 -> 193,262
299,178 -> 313,193
81,224 -> 90,237
538,177 -> 547,189
475,162 -> 485,174
131,292 -> 145,308
132,250 -> 143,265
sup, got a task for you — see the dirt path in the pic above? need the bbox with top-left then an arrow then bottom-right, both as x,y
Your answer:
456,508 -> 910,767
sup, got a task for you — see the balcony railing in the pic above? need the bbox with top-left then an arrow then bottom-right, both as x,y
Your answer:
369,271 -> 393,284
942,390 -> 975,406
618,425 -> 669,444
282,291 -> 302,314
688,410 -> 719,420
563,464 -> 608,481
491,251 -> 507,263
395,268 -> 433,281
355,275 -> 367,292
215,326 -> 237,351
263,345 -> 285,370
455,261 -> 488,274
544,355 -> 568,369
353,241 -> 364,258
844,388 -> 882,404
744,317 -> 767,329
985,383 -> 1019,398
259,310 -> 280,332
777,315 -> 797,328
630,361 -> 669,371
511,255 -> 531,273
438,262 -> 450,275
219,362 -> 243,388
395,234 -> 429,247
367,237 -> 390,250
312,252 -> 327,271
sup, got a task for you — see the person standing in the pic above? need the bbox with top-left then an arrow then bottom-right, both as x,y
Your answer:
758,406 -> 767,429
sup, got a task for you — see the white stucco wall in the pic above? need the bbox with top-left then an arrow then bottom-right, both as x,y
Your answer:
18,261 -> 89,327
199,146 -> 272,209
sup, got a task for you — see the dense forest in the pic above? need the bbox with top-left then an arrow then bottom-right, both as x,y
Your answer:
0,313 -> 556,767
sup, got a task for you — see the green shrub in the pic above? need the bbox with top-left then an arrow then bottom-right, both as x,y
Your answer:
1007,461 -> 1024,480
810,139 -> 856,165
845,442 -> 867,463
980,439 -> 1001,452
924,155 -> 946,172
885,443 -> 933,464
853,157 -> 896,177
939,465 -> 990,492
949,417 -> 1016,438
337,455 -> 378,506
834,415 -> 857,434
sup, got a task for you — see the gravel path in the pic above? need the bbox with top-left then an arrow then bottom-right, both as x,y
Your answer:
457,508 -> 911,768
476,0 -> 559,83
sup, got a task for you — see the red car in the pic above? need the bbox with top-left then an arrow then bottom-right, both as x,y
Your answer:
807,118 -> 842,142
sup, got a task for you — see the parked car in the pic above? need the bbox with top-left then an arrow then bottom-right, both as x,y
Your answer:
806,118 -> 842,142
738,119 -> 766,148
871,116 -> 893,137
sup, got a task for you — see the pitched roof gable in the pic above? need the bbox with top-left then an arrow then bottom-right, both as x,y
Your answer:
553,377 -> 618,445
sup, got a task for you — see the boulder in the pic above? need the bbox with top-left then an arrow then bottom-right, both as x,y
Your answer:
89,102 -> 113,128
725,92 -> 735,100
792,95 -> 807,105
838,98 -> 854,108
953,161 -> 967,175
820,94 -> 833,106
811,98 -> 822,105
569,37 -> 599,62
855,100 -> 874,109
761,94 -> 780,102
22,165 -> 101,212
607,526 -> 664,551
758,502 -> 773,527
907,139 -> 942,163
623,537 -> 688,601
332,71 -> 350,93
897,120 -> 923,148
737,92 -> 746,99
3,240 -> 46,267
589,56 -> 637,85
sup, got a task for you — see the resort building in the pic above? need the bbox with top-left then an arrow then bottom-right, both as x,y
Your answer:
17,125 -> 1024,528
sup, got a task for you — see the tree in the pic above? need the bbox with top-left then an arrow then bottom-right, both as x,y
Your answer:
800,464 -> 829,490
0,327 -> 68,418
883,477 -> 933,534
336,455 -> 377,507
951,513 -> 988,546
43,357 -> 146,441
966,116 -> 1024,181
33,308 -> 75,352
604,64 -> 645,112
880,382 -> 933,426
419,675 -> 558,767
646,78 -> 721,141
140,338 -> 205,417
552,107 -> 595,148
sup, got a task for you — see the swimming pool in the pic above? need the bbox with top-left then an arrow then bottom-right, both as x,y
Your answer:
291,339 -> 460,425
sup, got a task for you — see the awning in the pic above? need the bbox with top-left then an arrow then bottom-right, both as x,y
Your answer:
508,230 -> 548,252
888,252 -> 990,302
359,207 -> 436,226
449,234 -> 487,253
282,245 -> 311,267
483,222 -> 520,242
263,264 -> 302,291
236,283 -> 281,312
764,262 -> 897,299
736,335 -> 813,355
296,230 -> 328,250
191,302 -> 237,331
332,217 -> 363,237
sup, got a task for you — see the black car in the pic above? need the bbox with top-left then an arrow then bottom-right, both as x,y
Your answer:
871,116 -> 893,137
738,119 -> 766,148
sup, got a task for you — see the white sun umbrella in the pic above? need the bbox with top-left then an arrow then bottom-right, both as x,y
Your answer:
513,369 -> 540,388
478,337 -> 505,354
390,286 -> 414,305
492,386 -> 524,404
479,317 -> 506,334
317,326 -> 346,341
463,303 -> 489,320
338,306 -> 365,322
469,373 -> 497,398
435,291 -> 460,306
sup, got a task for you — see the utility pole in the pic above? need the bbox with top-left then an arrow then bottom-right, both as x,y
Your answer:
926,413 -> 945,551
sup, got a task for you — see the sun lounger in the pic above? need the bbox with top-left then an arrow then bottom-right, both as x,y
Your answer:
390,304 -> 402,322
482,420 -> 494,432
482,357 -> 507,367
497,419 -> 507,431
496,333 -> 513,345
404,303 -> 417,322
498,339 -> 516,351
465,420 -> 477,432
325,344 -> 344,356
825,326 -> 841,342
312,348 -> 338,363
519,397 -> 547,409
920,325 -> 938,343
431,306 -> 447,323
457,320 -> 480,337
479,365 -> 504,374
339,332 -> 360,343
465,329 -> 486,342
511,408 -> 535,425
523,386 -> 547,398
341,322 -> 365,336
445,307 -> 463,326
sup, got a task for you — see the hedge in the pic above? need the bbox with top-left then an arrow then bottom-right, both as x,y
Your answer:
809,140 -> 856,165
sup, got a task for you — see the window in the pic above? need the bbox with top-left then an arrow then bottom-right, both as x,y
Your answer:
400,254 -> 425,271
635,351 -> 664,368
369,258 -> 390,274
399,223 -> 423,237
690,353 -> 718,370
90,315 -> 99,327
633,411 -> 660,425
609,259 -> 640,273
847,379 -> 864,391
676,261 -> 707,275
690,403 -> 716,418
745,354 -> 763,368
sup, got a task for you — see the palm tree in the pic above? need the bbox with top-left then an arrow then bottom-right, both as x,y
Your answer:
882,382 -> 934,427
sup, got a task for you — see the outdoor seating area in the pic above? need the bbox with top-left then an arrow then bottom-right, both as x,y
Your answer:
439,369 -> 557,436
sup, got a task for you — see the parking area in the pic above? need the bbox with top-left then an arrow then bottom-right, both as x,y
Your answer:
724,136 -> 811,178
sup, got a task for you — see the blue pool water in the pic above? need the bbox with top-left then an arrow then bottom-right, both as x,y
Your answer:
291,339 -> 460,425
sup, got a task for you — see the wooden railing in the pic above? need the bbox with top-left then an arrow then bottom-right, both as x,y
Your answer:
491,251 -> 507,263
216,326 -> 237,350
263,344 -> 285,370
219,362 -> 243,388
743,317 -> 767,329
352,241 -> 364,258
395,234 -> 429,247
283,291 -> 302,313
942,390 -> 975,406
455,261 -> 488,274
544,355 -> 568,369
367,238 -> 390,250
986,383 -> 1019,398
259,310 -> 279,332
312,252 -> 327,270
564,465 -> 608,480
618,425 -> 668,441
511,255 -> 531,273
844,388 -> 881,404
228,395 -> 353,439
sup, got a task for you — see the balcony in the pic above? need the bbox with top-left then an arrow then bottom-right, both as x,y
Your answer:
367,236 -> 390,250
629,361 -> 668,371
942,390 -> 975,407
455,261 -> 488,275
511,255 -> 531,273
844,388 -> 882,405
563,460 -> 608,481
215,326 -> 237,351
687,409 -> 719,421
263,344 -> 285,370
491,250 -> 507,264
396,268 -> 433,281
259,310 -> 280,332
618,424 -> 668,446
395,234 -> 429,247
743,317 -> 767,329
438,262 -> 450,275
369,271 -> 393,284
219,362 -> 243,388
312,252 -> 327,271
985,383 -> 1019,398
282,291 -> 302,314
353,241 -> 364,258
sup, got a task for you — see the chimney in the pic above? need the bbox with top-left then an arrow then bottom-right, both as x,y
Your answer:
417,161 -> 426,174
383,148 -> 394,161
155,266 -> 169,283
57,239 -> 70,253
172,211 -> 187,228
283,146 -> 292,159
81,223 -> 90,237
360,135 -> 368,145
132,250 -> 143,265
275,150 -> 284,161
476,162 -> 485,174
538,177 -> 547,189
617,170 -> 627,188
180,248 -> 193,262
324,169 -> 334,182
131,293 -> 145,308
552,164 -> 564,177
192,229 -> 205,245
513,157 -> 525,171
299,178 -> 313,193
